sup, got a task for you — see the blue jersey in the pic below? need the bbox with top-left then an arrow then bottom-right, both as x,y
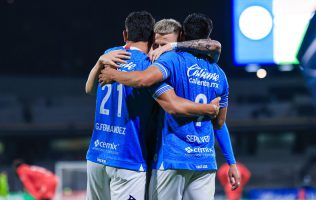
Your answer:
86,46 -> 166,171
152,51 -> 229,171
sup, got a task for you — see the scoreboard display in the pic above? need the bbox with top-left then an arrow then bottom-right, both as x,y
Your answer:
233,0 -> 316,65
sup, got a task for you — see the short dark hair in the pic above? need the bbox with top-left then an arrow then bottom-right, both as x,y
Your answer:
125,11 -> 155,42
183,13 -> 213,40
13,159 -> 24,171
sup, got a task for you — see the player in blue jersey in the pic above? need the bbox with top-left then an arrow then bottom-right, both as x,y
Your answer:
149,18 -> 240,191
85,11 -> 221,200
98,14 -> 240,200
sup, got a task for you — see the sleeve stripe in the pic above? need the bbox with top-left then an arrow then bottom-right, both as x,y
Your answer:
152,63 -> 168,80
219,102 -> 228,108
152,85 -> 174,99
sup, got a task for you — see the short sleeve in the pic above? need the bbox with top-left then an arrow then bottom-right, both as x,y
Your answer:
151,52 -> 179,81
103,46 -> 123,55
104,49 -> 111,54
219,72 -> 229,108
147,82 -> 174,99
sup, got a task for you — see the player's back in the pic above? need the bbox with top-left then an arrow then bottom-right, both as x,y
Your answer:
153,51 -> 229,171
87,46 -> 156,172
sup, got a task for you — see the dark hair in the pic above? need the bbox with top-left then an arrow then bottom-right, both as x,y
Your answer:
125,11 -> 155,42
183,13 -> 213,40
13,159 -> 24,171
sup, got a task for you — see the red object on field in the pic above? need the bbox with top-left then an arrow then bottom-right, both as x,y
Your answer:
217,162 -> 251,200
16,164 -> 58,200
298,188 -> 306,200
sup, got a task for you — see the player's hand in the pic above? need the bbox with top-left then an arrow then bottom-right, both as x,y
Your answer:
209,97 -> 220,117
228,164 -> 241,191
98,50 -> 131,68
149,43 -> 173,61
99,67 -> 116,86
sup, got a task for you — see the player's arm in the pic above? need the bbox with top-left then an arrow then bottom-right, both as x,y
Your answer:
99,52 -> 176,87
85,61 -> 103,95
214,123 -> 240,190
85,50 -> 131,95
212,107 -> 227,130
215,123 -> 236,165
228,163 -> 240,191
99,66 -> 163,88
155,89 -> 220,117
149,39 -> 221,62
212,70 -> 229,129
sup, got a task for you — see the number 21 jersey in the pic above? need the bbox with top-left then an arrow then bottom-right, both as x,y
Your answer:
86,46 -> 163,172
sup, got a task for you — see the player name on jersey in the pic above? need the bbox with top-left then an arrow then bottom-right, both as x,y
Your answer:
95,123 -> 126,135
186,135 -> 210,144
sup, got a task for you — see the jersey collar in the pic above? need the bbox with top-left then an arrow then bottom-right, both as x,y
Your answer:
123,45 -> 143,52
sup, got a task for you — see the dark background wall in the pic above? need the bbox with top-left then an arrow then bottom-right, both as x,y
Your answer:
0,0 -> 233,76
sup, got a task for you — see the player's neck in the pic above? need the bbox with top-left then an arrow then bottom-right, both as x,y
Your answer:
125,41 -> 149,54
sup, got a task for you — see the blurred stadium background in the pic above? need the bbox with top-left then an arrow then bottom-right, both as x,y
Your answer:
1,0 -> 316,199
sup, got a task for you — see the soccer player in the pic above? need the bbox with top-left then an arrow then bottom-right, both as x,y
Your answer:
150,18 -> 241,193
0,171 -> 9,198
98,13 -> 239,200
13,160 -> 58,200
85,11 -> 221,200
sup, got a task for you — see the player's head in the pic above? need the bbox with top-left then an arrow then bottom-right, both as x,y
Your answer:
12,159 -> 25,184
12,159 -> 24,171
13,159 -> 24,170
124,11 -> 155,43
182,13 -> 213,41
152,19 -> 182,49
